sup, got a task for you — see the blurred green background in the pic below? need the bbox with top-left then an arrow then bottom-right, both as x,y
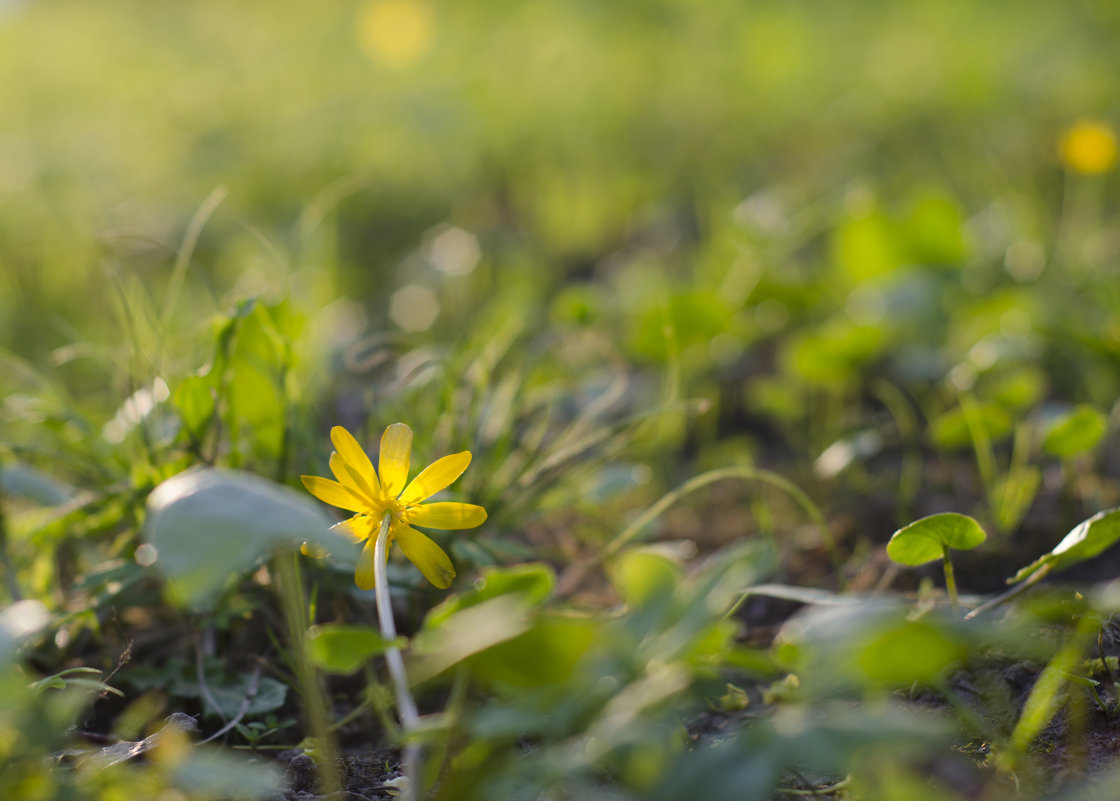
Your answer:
3,0 -> 1120,560
5,0 -> 1120,564
4,0 -> 1118,375
3,2 -> 1120,798
4,0 -> 1120,535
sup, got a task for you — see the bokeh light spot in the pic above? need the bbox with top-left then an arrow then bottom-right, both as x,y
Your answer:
390,283 -> 439,331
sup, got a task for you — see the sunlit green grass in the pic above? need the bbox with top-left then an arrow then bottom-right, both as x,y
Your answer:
2,0 -> 1120,798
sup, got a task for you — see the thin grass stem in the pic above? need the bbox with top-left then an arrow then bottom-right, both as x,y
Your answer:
962,564 -> 1052,621
274,551 -> 341,795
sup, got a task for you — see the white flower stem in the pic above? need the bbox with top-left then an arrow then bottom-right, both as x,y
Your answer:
373,511 -> 421,800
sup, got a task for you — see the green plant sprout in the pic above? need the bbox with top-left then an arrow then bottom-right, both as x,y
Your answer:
965,507 -> 1120,620
1042,405 -> 1108,507
886,512 -> 987,616
956,393 -> 1040,534
301,423 -> 486,801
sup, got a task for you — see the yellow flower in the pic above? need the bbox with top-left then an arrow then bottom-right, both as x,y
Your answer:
301,424 -> 485,590
1059,120 -> 1118,175
356,0 -> 435,70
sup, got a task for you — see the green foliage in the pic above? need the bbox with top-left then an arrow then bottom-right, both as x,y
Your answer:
1043,405 -> 1109,458
306,624 -> 402,675
886,512 -> 987,566
143,467 -> 351,606
3,1 -> 1120,798
1011,508 -> 1120,584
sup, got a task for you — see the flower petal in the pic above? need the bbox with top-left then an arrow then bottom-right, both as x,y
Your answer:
355,537 -> 379,591
330,452 -> 378,505
379,423 -> 413,497
332,515 -> 375,543
409,502 -> 487,530
395,525 -> 456,588
331,426 -> 381,494
401,452 -> 472,504
300,475 -> 368,513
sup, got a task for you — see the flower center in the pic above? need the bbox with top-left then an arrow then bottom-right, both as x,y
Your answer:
380,496 -> 415,525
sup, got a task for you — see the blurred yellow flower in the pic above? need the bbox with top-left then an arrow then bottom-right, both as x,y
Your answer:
301,424 -> 485,589
357,0 -> 435,69
1059,120 -> 1118,174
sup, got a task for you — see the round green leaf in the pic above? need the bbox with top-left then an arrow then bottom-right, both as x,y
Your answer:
306,624 -> 399,674
929,403 -> 1012,450
144,468 -> 351,607
609,546 -> 684,607
857,619 -> 963,685
1043,405 -> 1107,458
887,513 -> 987,566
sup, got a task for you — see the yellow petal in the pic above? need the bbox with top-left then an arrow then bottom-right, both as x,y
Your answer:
330,452 -> 378,504
395,525 -> 455,588
401,451 -> 471,503
331,426 -> 381,494
331,515 -> 375,543
355,537 -> 379,590
300,475 -> 368,513
409,502 -> 487,530
379,423 -> 413,497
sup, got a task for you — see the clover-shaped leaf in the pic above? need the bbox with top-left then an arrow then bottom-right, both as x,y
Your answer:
886,513 -> 987,566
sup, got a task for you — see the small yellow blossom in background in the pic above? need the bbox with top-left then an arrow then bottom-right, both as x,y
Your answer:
1059,120 -> 1119,174
301,424 -> 486,589
357,0 -> 435,70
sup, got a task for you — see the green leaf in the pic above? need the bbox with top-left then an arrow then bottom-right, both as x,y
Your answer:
0,463 -> 74,506
306,624 -> 400,675
886,513 -> 987,566
781,321 -> 884,387
172,373 -> 217,439
29,667 -> 122,697
985,367 -> 1046,411
902,192 -> 966,265
929,402 -> 1012,450
177,672 -> 288,719
1010,508 -> 1120,584
609,546 -> 684,607
423,563 -> 555,628
1043,405 -> 1108,458
993,466 -> 1041,532
408,594 -> 535,685
143,468 -> 351,607
463,614 -> 600,689
167,745 -> 284,799
857,619 -> 963,685
831,210 -> 902,283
